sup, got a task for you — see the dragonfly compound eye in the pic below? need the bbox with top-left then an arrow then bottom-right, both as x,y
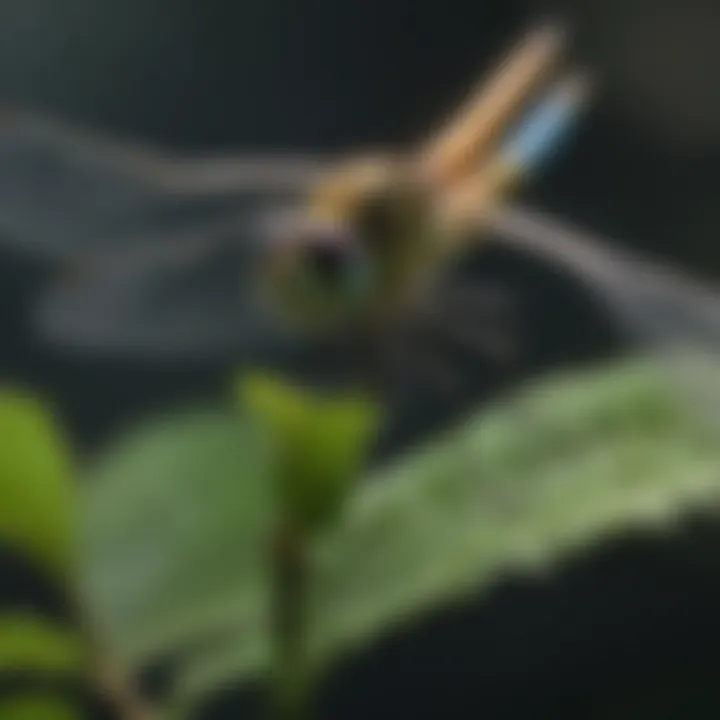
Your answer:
267,227 -> 372,330
303,234 -> 368,294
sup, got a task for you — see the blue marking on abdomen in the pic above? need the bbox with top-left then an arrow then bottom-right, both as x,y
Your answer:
502,82 -> 584,177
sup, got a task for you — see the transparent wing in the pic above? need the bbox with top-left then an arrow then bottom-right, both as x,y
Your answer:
0,106 -> 328,257
492,205 -> 720,349
31,224 -> 300,362
492,204 -> 720,424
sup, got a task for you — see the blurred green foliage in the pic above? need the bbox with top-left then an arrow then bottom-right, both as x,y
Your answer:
0,614 -> 85,720
0,614 -> 84,673
79,407 -> 277,678
239,372 -> 382,529
77,355 -> 720,717
0,389 -> 74,581
0,694 -> 82,720
0,390 -> 83,717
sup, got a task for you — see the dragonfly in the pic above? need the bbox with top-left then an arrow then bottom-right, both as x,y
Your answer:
0,21 -> 717,411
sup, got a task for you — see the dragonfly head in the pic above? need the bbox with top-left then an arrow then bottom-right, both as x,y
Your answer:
264,156 -> 437,332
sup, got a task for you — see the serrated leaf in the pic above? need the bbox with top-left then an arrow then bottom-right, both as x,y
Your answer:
81,355 -> 720,718
0,388 -> 74,580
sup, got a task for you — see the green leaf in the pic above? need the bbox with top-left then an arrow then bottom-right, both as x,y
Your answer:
80,408 -> 276,669
0,695 -> 82,720
0,388 -> 75,580
239,372 -> 382,528
0,613 -> 85,720
81,355 -> 720,717
0,614 -> 84,675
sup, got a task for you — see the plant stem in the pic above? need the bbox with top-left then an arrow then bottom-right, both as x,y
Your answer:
73,592 -> 157,720
270,518 -> 313,720
90,650 -> 157,720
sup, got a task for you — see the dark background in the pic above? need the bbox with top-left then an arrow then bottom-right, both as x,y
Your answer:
1,0 -> 720,717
